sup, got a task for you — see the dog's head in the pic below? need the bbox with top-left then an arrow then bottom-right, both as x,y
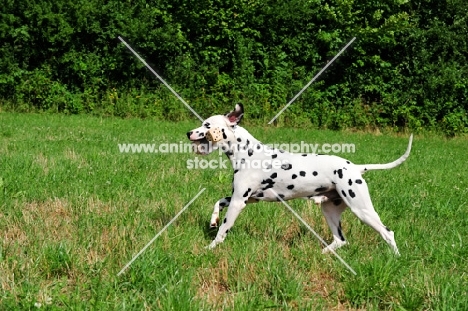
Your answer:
186,104 -> 244,155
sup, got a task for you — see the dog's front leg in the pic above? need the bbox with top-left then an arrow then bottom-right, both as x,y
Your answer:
207,196 -> 247,249
209,197 -> 231,228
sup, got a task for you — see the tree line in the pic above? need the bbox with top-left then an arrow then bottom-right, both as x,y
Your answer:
1,0 -> 467,134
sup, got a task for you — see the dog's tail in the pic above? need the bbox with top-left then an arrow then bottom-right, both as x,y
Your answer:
357,134 -> 413,174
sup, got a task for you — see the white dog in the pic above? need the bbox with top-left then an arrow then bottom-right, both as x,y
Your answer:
187,104 -> 412,254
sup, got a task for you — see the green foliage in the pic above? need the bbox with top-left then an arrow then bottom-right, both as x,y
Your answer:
0,0 -> 467,134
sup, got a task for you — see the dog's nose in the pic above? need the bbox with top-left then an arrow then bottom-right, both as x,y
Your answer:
186,131 -> 193,139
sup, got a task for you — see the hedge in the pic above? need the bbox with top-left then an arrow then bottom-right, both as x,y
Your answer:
1,0 -> 467,134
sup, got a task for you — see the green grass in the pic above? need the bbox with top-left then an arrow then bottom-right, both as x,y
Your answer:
1,112 -> 467,310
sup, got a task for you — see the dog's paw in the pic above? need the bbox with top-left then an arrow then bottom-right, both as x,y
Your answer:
209,217 -> 219,228
322,247 -> 333,254
205,241 -> 217,250
322,241 -> 347,254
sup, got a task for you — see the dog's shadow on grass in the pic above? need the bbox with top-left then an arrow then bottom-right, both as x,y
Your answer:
197,217 -> 317,248
199,220 -> 218,241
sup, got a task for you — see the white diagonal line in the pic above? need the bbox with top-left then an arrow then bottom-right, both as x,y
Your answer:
268,37 -> 356,124
117,188 -> 206,276
118,36 -> 204,122
270,189 -> 357,275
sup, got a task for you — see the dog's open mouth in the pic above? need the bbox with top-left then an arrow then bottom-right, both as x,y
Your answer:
191,137 -> 211,155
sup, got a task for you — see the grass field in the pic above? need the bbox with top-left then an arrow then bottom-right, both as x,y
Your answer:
1,112 -> 467,310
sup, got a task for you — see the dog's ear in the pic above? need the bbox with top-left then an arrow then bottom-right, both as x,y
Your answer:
225,103 -> 244,126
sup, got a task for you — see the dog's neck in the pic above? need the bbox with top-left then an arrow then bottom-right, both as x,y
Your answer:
232,126 -> 261,145
222,126 -> 264,165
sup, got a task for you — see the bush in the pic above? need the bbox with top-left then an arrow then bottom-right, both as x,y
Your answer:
0,0 -> 467,134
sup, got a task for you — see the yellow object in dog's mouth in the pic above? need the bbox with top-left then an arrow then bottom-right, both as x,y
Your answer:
205,128 -> 223,142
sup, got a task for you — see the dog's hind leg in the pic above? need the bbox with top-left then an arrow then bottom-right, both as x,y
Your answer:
321,198 -> 348,253
337,178 -> 400,255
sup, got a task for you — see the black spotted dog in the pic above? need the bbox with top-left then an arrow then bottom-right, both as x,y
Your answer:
187,104 -> 412,254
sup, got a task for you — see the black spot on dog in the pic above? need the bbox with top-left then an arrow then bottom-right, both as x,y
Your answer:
337,169 -> 343,179
287,185 -> 294,190
270,173 -> 277,179
222,129 -> 227,139
198,132 -> 204,137
355,179 -> 363,184
272,154 -> 278,159
385,226 -> 391,232
225,229 -> 230,234
276,194 -> 285,201
338,221 -> 345,241
256,144 -> 261,150
281,163 -> 293,170
341,190 -> 347,197
246,139 -> 250,146
223,218 -> 227,224
241,158 -> 246,164
348,189 -> 356,198
237,137 -> 242,142
313,171 -> 318,176
226,150 -> 233,157
315,187 -> 328,192
302,154 -> 308,157
346,160 -> 350,164
220,201 -> 228,207
243,188 -> 251,197
248,149 -> 254,156
348,179 -> 353,186
300,171 -> 306,177
256,192 -> 264,197
226,197 -> 231,202
331,181 -> 336,185
364,167 -> 368,171
333,198 -> 342,206
261,178 -> 275,190
204,123 -> 211,129
234,169 -> 239,174
292,174 -> 297,179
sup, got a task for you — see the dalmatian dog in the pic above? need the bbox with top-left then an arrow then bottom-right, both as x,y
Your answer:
186,104 -> 412,254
